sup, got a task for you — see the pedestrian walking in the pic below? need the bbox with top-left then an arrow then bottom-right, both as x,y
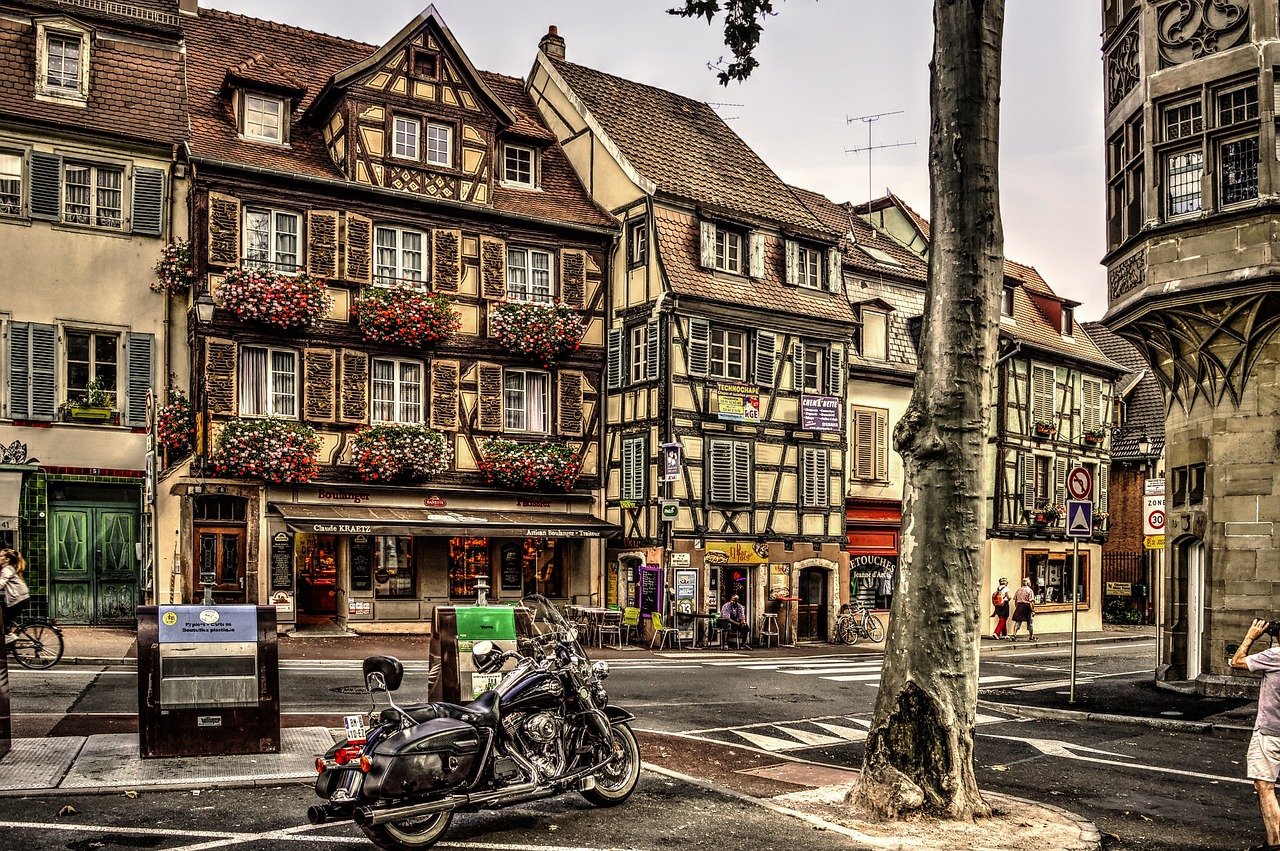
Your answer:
991,577 -> 1011,640
1229,618 -> 1280,851
1010,577 -> 1037,641
0,548 -> 30,643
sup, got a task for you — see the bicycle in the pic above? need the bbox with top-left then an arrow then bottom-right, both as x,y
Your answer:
5,617 -> 65,669
836,603 -> 885,645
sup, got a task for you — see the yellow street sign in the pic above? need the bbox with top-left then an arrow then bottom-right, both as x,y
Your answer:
1144,535 -> 1165,550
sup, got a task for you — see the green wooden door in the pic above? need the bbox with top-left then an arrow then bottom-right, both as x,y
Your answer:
50,504 -> 139,624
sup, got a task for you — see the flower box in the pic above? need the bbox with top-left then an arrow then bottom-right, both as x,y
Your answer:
211,417 -> 320,484
479,439 -> 582,492
353,423 -> 453,482
157,392 -> 195,455
352,285 -> 460,347
1033,422 -> 1057,438
218,268 -> 332,330
1082,429 -> 1107,445
490,299 -> 584,366
152,239 -> 195,296
66,404 -> 113,422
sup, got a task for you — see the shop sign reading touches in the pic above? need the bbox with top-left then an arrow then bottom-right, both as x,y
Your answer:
715,382 -> 760,422
850,554 -> 897,581
800,394 -> 841,432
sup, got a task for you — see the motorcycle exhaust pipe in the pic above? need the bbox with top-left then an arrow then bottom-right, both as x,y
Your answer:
307,804 -> 348,825
355,783 -> 548,827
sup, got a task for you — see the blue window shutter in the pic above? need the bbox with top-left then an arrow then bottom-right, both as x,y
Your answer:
29,151 -> 62,222
8,321 -> 30,419
27,323 -> 58,422
125,332 -> 155,427
646,317 -> 661,380
131,167 -> 165,236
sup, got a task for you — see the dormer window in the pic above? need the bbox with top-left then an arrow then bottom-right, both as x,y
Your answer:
35,21 -> 90,104
715,226 -> 743,274
861,309 -> 888,361
1061,306 -> 1074,336
411,50 -> 439,81
502,144 -> 535,188
243,94 -> 284,144
426,122 -> 453,167
46,34 -> 80,91
1001,287 -> 1015,317
394,116 -> 421,160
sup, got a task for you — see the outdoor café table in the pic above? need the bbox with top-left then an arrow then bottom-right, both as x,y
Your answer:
774,596 -> 802,647
579,607 -> 609,647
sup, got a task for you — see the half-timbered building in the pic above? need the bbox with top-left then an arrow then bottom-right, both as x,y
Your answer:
157,6 -> 617,632
528,30 -> 857,643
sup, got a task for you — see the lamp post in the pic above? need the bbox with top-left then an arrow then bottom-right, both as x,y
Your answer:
192,289 -> 215,605
1135,435 -> 1154,631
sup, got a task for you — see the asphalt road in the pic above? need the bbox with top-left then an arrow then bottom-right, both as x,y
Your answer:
1,637 -> 1264,850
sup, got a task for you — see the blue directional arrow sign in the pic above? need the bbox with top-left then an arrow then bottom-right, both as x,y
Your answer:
1066,500 -> 1093,538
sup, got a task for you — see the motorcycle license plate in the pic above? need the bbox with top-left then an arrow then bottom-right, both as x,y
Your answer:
343,714 -> 367,741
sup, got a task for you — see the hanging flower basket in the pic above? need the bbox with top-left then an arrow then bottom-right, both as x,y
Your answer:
1030,504 -> 1063,526
152,239 -> 195,295
352,285 -> 460,347
211,417 -> 321,484
218,268 -> 332,330
490,299 -> 584,366
479,439 -> 583,492
157,391 -> 195,455
352,423 -> 453,482
1033,420 -> 1057,438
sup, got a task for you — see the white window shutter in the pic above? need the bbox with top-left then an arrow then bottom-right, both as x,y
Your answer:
606,328 -> 623,390
709,438 -> 733,503
1082,377 -> 1102,432
748,232 -> 765,278
792,339 -> 806,390
784,239 -> 799,286
646,318 -> 661,380
1031,365 -> 1055,425
733,440 -> 751,502
1099,462 -> 1110,513
826,249 -> 842,293
827,344 -> 844,397
687,318 -> 710,376
700,220 -> 717,268
854,408 -> 875,479
755,331 -> 776,387
1054,456 -> 1068,505
1021,452 -> 1036,511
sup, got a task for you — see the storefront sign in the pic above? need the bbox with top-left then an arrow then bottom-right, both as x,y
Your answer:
308,523 -> 374,534
800,394 -> 841,432
769,563 -> 789,599
270,531 -> 293,592
349,535 -> 373,591
1144,535 -> 1165,550
523,528 -> 599,538
715,382 -> 760,422
500,543 -> 523,591
269,591 -> 293,614
516,498 -> 552,508
318,490 -> 373,504
423,495 -> 447,507
669,552 -> 691,567
1105,582 -> 1132,596
704,541 -> 770,565
661,442 -> 683,482
850,554 -> 897,580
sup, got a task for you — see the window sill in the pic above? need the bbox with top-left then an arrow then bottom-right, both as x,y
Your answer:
238,135 -> 290,148
1034,602 -> 1090,613
498,180 -> 540,192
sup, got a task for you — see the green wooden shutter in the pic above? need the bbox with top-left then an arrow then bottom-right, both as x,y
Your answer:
687,318 -> 709,376
708,438 -> 733,503
29,151 -> 62,222
124,332 -> 155,428
131,167 -> 165,236
606,328 -> 623,390
24,323 -> 58,422
8,321 -> 31,419
1054,456 -> 1068,506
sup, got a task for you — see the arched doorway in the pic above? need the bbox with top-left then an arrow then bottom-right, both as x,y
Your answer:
797,565 -> 829,641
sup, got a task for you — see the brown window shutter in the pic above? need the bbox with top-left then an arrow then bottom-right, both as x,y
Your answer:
558,370 -> 583,437
479,236 -> 507,299
343,213 -> 373,284
433,228 -> 461,292
207,193 -> 241,268
477,363 -> 504,431
338,349 -> 369,423
430,359 -> 460,431
204,338 -> 237,415
303,348 -> 337,423
560,249 -> 586,309
307,211 -> 340,279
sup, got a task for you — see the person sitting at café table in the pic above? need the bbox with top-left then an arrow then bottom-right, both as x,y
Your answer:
719,594 -> 751,650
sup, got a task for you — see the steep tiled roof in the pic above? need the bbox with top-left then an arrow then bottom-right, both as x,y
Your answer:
653,206 -> 856,324
184,9 -> 614,230
1082,322 -> 1166,459
791,185 -> 927,284
1004,282 -> 1118,371
19,0 -> 181,35
548,57 -> 832,237
0,15 -> 185,145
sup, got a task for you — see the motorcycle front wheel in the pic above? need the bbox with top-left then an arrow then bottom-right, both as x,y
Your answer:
581,722 -> 640,807
360,810 -> 452,851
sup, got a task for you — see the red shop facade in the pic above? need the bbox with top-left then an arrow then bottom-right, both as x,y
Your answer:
845,497 -> 900,611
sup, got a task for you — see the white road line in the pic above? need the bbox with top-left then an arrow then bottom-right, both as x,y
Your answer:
773,726 -> 845,747
783,666 -> 881,676
820,673 -> 882,682
978,675 -> 1020,685
733,728 -> 808,751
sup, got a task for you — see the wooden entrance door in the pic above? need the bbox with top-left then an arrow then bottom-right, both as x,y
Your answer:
796,567 -> 828,641
195,526 -> 247,603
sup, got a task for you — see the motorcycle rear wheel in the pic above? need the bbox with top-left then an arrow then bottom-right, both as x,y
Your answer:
581,722 -> 640,807
359,810 -> 452,851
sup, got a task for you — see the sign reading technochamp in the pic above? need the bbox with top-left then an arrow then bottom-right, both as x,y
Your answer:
715,382 -> 760,422
800,395 -> 841,432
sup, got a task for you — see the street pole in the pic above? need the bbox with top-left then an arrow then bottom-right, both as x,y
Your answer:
1069,533 -> 1080,703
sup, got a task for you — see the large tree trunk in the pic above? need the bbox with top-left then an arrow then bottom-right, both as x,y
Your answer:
849,0 -> 1005,822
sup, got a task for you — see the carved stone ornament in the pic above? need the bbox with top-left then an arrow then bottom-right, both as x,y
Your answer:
1108,248 -> 1146,302
1106,27 -> 1141,111
1157,1 -> 1250,68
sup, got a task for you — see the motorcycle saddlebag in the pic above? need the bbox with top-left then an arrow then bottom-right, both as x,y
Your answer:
362,718 -> 480,799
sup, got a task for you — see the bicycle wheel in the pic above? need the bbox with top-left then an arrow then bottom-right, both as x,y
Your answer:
11,620 -> 64,669
863,615 -> 885,643
837,615 -> 859,645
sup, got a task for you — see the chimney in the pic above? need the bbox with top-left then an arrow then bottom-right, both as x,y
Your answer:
539,25 -> 565,61
178,0 -> 198,16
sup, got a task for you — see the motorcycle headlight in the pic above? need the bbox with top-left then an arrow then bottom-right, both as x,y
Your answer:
591,660 -> 610,681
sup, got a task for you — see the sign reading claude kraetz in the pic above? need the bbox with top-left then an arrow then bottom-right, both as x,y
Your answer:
158,606 -> 258,643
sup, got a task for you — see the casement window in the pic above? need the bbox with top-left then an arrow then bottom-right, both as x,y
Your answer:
791,340 -> 842,395
65,329 -> 118,407
1024,551 -> 1089,606
506,247 -> 553,304
0,152 -> 22,216
371,358 -> 423,424
243,95 -> 284,144
710,328 -> 745,379
707,438 -> 752,504
45,33 -> 80,91
797,246 -> 822,289
1165,150 -> 1203,216
714,227 -> 743,274
36,23 -> 89,102
1220,135 -> 1259,206
628,324 -> 648,384
1105,114 -> 1144,248
502,145 -> 535,187
1081,377 -> 1103,433
64,163 -> 123,229
1030,364 -> 1056,428
426,122 -> 453,167
627,218 -> 647,266
503,369 -> 549,433
1157,84 -> 1260,220
851,406 -> 889,482
1218,84 -> 1258,127
801,345 -> 824,393
238,345 -> 297,417
244,207 -> 300,271
621,435 -> 646,501
411,50 -> 439,80
1061,306 -> 1074,337
393,116 -> 421,160
800,446 -> 830,509
861,310 -> 888,360
374,226 -> 426,286
1001,287 -> 1015,317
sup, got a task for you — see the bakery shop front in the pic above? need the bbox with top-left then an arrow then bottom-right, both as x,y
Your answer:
267,488 -> 615,633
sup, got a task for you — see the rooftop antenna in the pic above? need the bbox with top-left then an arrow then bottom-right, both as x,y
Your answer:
707,101 -> 743,121
845,110 -> 916,235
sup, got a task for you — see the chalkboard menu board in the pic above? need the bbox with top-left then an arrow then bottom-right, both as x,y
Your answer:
638,567 -> 662,615
500,544 -> 522,591
270,531 -> 293,591
350,535 -> 373,591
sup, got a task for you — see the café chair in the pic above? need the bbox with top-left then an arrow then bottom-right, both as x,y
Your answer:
649,612 -> 682,650
596,609 -> 623,650
621,607 -> 641,644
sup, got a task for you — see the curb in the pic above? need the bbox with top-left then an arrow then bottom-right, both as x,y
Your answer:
979,699 -> 1254,738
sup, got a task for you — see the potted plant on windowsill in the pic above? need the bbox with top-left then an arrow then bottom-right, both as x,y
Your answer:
478,438 -> 583,492
1082,427 -> 1107,445
1093,511 -> 1110,530
352,423 -> 454,482
63,376 -> 114,422
1032,420 -> 1057,438
1029,504 -> 1063,526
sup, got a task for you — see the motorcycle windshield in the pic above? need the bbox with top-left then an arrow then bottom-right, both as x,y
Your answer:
520,594 -> 587,656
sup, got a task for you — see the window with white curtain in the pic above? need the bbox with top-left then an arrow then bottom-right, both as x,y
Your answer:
238,346 -> 297,417
244,207 -> 300,271
0,152 -> 22,215
371,358 -> 423,424
507,247 -> 553,303
374,226 -> 426,286
64,163 -> 123,229
504,370 -> 549,433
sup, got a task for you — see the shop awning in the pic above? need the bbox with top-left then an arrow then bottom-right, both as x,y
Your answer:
0,469 -> 24,532
269,503 -> 620,539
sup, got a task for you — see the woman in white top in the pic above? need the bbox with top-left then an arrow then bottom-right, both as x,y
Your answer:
0,548 -> 30,640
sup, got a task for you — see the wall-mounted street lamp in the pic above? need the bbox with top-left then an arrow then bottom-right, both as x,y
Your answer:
192,288 -> 216,605
1136,436 -> 1151,459
193,290 -> 216,326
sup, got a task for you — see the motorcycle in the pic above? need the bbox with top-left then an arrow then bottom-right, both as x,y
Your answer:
309,595 -> 641,850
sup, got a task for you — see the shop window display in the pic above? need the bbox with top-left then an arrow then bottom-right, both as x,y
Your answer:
296,533 -> 337,614
373,536 -> 415,598
1023,551 -> 1088,606
449,537 -> 491,598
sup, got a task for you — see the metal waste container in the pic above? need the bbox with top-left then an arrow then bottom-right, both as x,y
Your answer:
137,605 -> 280,757
430,604 -> 531,703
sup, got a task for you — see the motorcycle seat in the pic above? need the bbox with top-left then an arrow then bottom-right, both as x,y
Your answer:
385,689 -> 501,729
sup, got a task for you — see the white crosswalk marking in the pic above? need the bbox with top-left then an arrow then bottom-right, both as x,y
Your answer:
812,721 -> 869,742
734,728 -> 810,751
712,711 -> 1011,753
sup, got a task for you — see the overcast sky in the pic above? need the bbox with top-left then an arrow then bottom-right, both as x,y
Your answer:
206,1 -> 1107,319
